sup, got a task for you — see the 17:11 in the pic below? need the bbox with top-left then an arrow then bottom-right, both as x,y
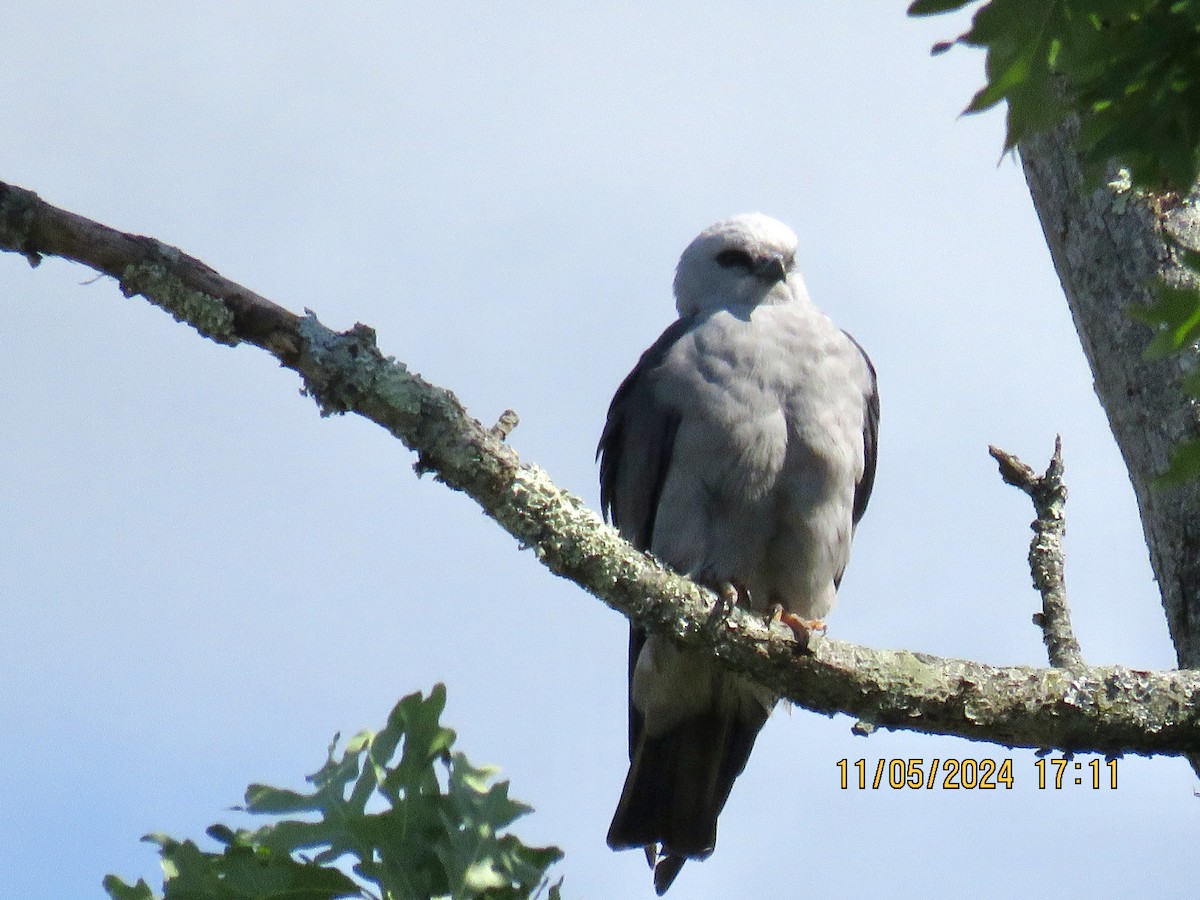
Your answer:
1034,757 -> 1119,789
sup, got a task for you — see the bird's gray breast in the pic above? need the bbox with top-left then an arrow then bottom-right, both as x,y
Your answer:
647,302 -> 867,617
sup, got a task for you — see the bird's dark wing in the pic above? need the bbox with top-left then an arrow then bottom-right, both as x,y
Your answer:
844,331 -> 879,526
598,317 -> 693,549
597,317 -> 692,759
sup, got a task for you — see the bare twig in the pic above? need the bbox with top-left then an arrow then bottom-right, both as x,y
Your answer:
7,181 -> 1200,755
490,409 -> 521,442
990,437 -> 1085,671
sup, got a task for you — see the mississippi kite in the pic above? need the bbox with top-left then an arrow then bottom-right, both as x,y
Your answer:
599,214 -> 878,894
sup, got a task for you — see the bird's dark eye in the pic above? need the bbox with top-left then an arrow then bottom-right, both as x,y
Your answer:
714,248 -> 756,272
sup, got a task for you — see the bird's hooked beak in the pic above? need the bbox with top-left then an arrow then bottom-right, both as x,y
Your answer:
753,254 -> 789,285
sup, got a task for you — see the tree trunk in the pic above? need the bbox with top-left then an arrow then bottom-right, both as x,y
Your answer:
1020,118 -> 1200,668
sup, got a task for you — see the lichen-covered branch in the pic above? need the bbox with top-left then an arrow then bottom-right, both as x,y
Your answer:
5,180 -> 1200,756
990,438 -> 1084,672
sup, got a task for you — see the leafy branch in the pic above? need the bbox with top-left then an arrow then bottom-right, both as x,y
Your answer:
104,686 -> 563,900
910,0 -> 1200,192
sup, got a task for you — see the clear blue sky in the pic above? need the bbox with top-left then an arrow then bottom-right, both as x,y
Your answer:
3,3 -> 1197,898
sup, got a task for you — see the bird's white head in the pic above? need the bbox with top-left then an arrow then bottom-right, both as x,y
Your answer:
672,213 -> 806,317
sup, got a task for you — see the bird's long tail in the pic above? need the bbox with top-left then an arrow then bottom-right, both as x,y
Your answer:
607,706 -> 766,894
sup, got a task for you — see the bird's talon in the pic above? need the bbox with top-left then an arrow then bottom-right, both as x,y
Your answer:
705,582 -> 739,630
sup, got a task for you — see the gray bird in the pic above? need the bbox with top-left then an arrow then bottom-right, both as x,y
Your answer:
599,214 -> 878,894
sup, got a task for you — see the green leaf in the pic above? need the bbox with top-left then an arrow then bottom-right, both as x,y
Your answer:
1155,437 -> 1200,487
447,754 -> 534,833
244,785 -> 325,816
1178,246 -> 1200,276
1130,282 -> 1200,358
961,0 -> 1055,47
309,732 -> 366,801
965,52 -> 1031,113
434,751 -> 562,899
908,0 -> 976,14
1180,367 -> 1200,398
249,818 -> 360,858
384,685 -> 457,800
103,876 -> 158,900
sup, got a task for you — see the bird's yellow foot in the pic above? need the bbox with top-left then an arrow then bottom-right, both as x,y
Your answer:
769,605 -> 825,652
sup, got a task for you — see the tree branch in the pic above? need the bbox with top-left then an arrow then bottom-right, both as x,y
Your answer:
5,180 -> 1200,756
990,438 -> 1084,672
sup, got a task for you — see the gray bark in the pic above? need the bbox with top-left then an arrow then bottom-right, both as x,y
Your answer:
1020,120 -> 1200,668
990,439 -> 1083,671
